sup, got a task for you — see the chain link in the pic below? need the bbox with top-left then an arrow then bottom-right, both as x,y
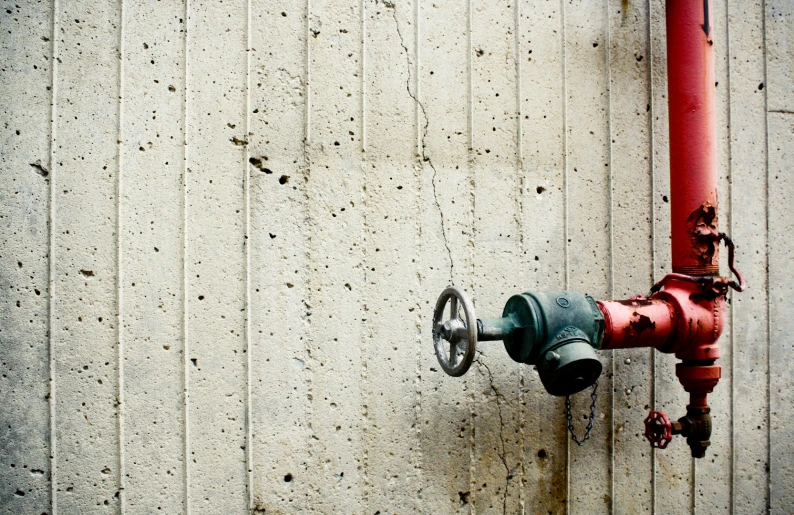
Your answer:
565,381 -> 598,446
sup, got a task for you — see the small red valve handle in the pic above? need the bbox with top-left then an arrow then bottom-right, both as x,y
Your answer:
644,411 -> 673,449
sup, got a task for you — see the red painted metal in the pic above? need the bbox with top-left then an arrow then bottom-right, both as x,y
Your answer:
644,411 -> 674,449
599,277 -> 725,360
598,298 -> 675,351
652,278 -> 725,362
667,0 -> 719,276
597,0 -> 738,457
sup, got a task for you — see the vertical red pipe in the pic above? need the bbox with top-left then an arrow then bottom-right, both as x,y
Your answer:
666,0 -> 719,275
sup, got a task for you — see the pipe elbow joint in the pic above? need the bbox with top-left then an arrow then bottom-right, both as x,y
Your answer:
652,278 -> 726,362
599,275 -> 726,362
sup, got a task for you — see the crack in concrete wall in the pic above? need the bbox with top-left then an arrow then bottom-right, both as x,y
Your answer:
386,1 -> 454,280
476,357 -> 512,515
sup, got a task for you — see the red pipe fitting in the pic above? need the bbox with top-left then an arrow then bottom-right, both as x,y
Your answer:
588,0 -> 742,457
598,274 -> 726,457
598,277 -> 725,361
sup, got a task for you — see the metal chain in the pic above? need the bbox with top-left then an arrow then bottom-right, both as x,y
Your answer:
565,381 -> 599,446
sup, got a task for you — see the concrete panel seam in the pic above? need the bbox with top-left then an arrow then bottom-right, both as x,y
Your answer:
182,0 -> 191,511
245,0 -> 254,509
116,0 -> 127,511
48,0 -> 60,512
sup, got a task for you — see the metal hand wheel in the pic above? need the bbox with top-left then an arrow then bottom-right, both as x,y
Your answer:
644,410 -> 673,449
433,286 -> 477,377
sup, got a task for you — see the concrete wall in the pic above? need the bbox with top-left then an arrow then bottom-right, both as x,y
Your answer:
1,0 -> 792,513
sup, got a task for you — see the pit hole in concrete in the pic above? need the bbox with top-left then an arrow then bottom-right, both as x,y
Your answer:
249,157 -> 273,174
29,161 -> 49,177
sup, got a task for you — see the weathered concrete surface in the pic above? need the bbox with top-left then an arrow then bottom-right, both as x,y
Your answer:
0,2 -> 52,512
1,0 -> 792,514
121,2 -> 187,512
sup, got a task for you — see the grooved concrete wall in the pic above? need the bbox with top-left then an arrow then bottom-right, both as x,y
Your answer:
1,0 -> 792,513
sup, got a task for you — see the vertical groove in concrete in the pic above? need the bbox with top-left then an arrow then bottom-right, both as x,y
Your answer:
358,0 -> 367,506
766,2 -> 793,511
414,0 -> 421,157
48,1 -> 60,512
304,0 -> 314,506
513,0 -> 525,509
244,0 -> 253,508
305,0 -> 312,147
605,4 -> 615,512
182,2 -> 191,513
761,1 -> 772,511
115,1 -> 126,511
691,455 -> 697,512
725,3 -> 738,510
359,0 -> 365,152
466,0 -> 476,504
359,0 -> 369,506
561,0 -> 569,294
412,1 -> 424,506
303,1 -> 314,509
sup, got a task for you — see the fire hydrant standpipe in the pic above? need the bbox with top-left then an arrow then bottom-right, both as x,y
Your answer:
431,0 -> 746,459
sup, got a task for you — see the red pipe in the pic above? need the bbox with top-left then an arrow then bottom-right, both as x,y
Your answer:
598,280 -> 725,362
598,298 -> 676,351
596,0 -> 737,457
667,0 -> 719,276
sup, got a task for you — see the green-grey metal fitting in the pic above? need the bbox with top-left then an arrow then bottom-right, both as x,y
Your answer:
477,291 -> 605,396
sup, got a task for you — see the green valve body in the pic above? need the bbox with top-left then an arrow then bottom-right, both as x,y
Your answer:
479,291 -> 605,396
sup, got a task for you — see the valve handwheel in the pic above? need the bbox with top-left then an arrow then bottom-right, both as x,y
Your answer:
433,286 -> 478,377
644,410 -> 673,449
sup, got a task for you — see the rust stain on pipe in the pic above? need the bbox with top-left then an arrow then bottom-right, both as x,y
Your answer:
629,312 -> 656,335
686,202 -> 719,267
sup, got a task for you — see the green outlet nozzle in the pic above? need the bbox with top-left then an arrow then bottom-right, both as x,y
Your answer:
476,291 -> 605,396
